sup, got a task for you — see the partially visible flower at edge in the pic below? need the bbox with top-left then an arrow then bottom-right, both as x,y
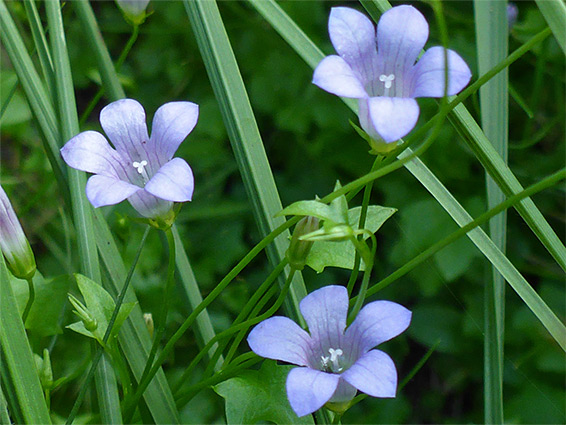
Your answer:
313,5 -> 472,148
507,3 -> 519,30
0,185 -> 36,280
247,285 -> 412,417
115,0 -> 151,25
61,99 -> 197,220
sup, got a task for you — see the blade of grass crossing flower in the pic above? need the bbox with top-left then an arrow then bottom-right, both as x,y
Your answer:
0,386 -> 10,424
183,0 -> 307,323
0,255 -> 51,424
44,2 -> 122,423
475,1 -> 507,422
246,0 -> 566,348
172,225 -> 222,369
364,0 -> 566,271
535,0 -> 566,56
93,213 -> 180,424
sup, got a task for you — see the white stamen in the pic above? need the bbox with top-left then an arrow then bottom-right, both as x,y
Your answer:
321,348 -> 344,373
379,73 -> 395,89
133,160 -> 148,174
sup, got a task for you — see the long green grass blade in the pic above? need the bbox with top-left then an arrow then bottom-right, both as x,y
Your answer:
247,0 -> 565,348
475,1 -> 507,422
44,1 -> 122,422
535,0 -> 566,55
183,0 -> 307,322
0,256 -> 51,424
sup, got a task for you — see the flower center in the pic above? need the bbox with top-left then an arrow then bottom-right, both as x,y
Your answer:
379,73 -> 395,96
320,347 -> 344,373
132,160 -> 150,184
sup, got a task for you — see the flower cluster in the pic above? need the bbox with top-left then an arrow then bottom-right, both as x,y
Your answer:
61,99 -> 197,220
313,5 -> 471,146
248,285 -> 411,417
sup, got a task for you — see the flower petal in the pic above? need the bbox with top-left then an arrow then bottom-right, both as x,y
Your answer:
345,300 -> 411,356
248,316 -> 312,366
363,96 -> 420,143
127,190 -> 173,219
313,55 -> 368,98
299,286 -> 348,352
376,5 -> 429,75
286,367 -> 339,417
85,175 -> 141,208
150,101 -> 198,162
329,378 -> 357,404
411,46 -> 472,98
60,131 -> 124,177
99,99 -> 152,165
145,158 -> 194,202
341,349 -> 397,398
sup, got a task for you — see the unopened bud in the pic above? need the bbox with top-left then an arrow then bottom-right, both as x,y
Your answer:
286,216 -> 319,270
143,312 -> 154,338
69,294 -> 98,332
0,185 -> 36,280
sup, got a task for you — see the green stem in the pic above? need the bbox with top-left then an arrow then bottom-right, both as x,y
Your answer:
22,276 -> 35,323
65,226 -> 151,425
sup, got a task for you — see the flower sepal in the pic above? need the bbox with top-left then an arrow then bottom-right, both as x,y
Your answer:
131,203 -> 182,231
325,399 -> 352,416
350,120 -> 399,155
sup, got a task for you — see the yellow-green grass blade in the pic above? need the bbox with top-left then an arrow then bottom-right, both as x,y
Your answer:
0,255 -> 51,424
535,0 -> 566,55
183,0 -> 307,322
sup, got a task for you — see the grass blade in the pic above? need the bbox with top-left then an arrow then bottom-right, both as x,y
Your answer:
183,0 -> 307,322
475,1 -> 508,422
0,256 -> 51,424
535,0 -> 566,55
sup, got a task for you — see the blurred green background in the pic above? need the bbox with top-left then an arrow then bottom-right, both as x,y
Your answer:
1,1 -> 564,423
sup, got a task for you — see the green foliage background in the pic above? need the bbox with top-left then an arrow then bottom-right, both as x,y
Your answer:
1,1 -> 564,423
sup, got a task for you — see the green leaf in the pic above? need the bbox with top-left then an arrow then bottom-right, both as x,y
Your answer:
10,273 -> 69,336
278,200 -> 343,225
306,206 -> 396,273
535,0 -> 566,55
214,360 -> 314,425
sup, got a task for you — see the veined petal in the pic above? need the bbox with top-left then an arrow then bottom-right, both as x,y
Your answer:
247,317 -> 312,366
99,99 -> 155,172
150,101 -> 198,162
145,158 -> 194,202
345,300 -> 411,355
376,5 -> 429,95
329,378 -> 357,404
411,46 -> 472,98
286,367 -> 339,417
85,175 -> 141,208
127,190 -> 173,219
341,349 -> 397,397
366,97 -> 420,143
60,131 -> 124,177
313,56 -> 368,98
300,286 -> 348,352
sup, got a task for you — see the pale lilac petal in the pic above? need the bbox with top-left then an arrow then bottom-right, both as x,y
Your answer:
345,300 -> 411,357
313,55 -> 369,98
150,101 -> 198,162
365,96 -> 420,143
99,99 -> 157,175
377,5 -> 429,74
328,7 -> 379,86
341,349 -> 397,397
60,131 -> 124,178
411,46 -> 472,98
117,0 -> 150,18
127,190 -> 173,219
329,378 -> 357,404
248,317 -> 312,366
286,367 -> 339,417
85,175 -> 141,208
145,158 -> 194,202
300,286 -> 348,353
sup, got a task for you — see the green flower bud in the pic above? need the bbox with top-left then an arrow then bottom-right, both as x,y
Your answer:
0,185 -> 36,280
143,312 -> 154,338
69,294 -> 98,332
286,216 -> 319,270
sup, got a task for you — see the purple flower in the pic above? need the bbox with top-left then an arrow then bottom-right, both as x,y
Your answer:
0,185 -> 36,280
61,99 -> 197,219
247,285 -> 411,417
313,6 -> 472,144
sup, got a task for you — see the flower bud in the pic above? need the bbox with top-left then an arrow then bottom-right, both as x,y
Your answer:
34,349 -> 54,390
69,294 -> 98,332
143,312 -> 154,338
115,0 -> 150,26
286,216 -> 319,270
0,185 -> 36,280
